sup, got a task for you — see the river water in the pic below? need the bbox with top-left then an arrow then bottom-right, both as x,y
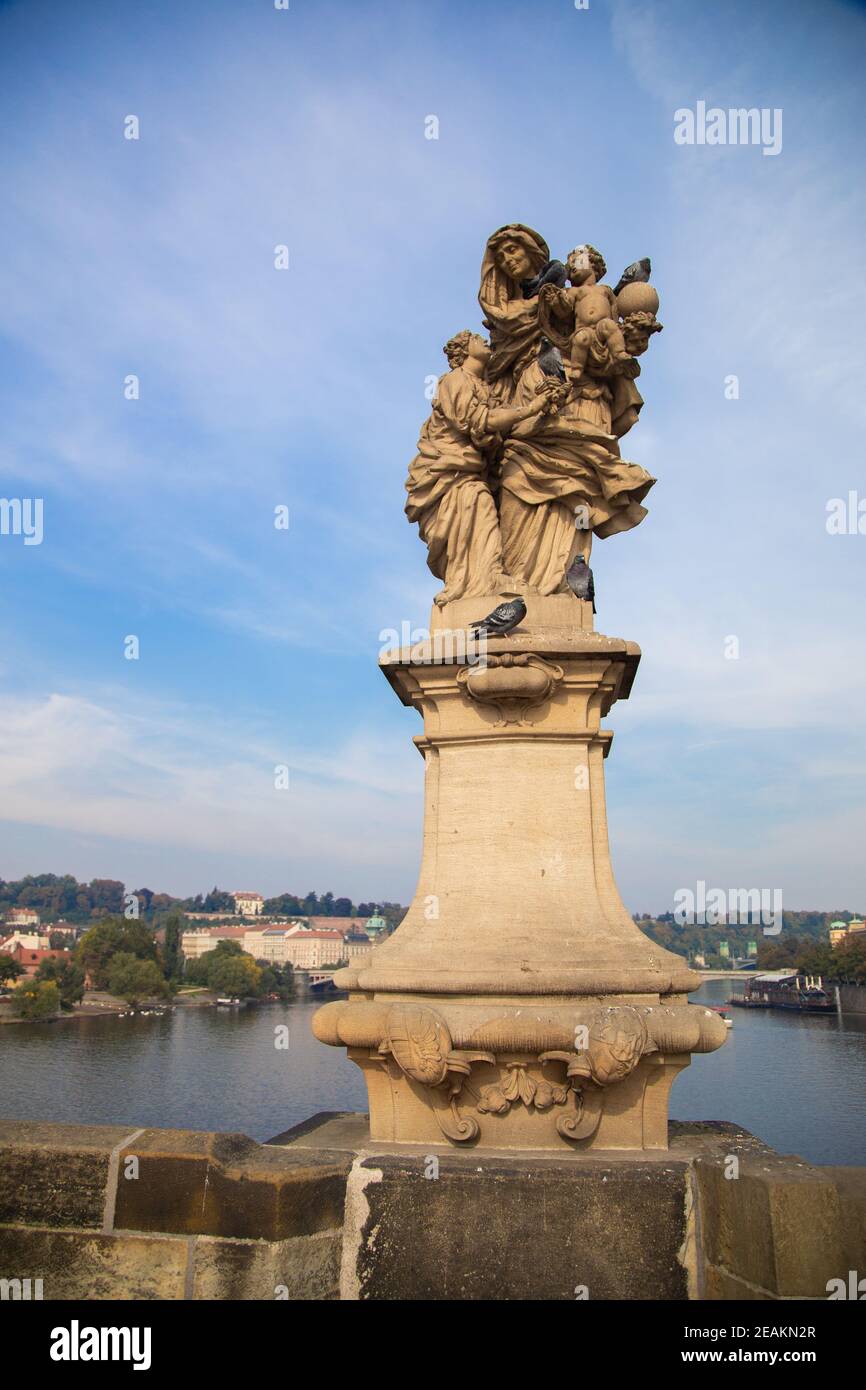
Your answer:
1,980 -> 864,1165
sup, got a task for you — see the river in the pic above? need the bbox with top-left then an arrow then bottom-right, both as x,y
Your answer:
1,980 -> 864,1164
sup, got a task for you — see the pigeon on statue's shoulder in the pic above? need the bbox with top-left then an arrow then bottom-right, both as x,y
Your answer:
469,597 -> 527,638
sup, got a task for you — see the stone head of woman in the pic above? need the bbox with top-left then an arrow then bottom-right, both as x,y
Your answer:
496,237 -> 537,282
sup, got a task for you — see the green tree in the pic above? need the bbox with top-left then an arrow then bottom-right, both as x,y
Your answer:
257,962 -> 295,999
0,956 -> 25,987
162,909 -> 185,980
756,938 -> 798,971
106,953 -> 169,1007
183,939 -> 262,996
822,935 -> 866,984
209,939 -> 244,959
183,956 -> 210,987
76,917 -> 159,988
208,953 -> 262,998
183,938 -> 244,986
13,979 -> 61,1019
36,956 -> 85,1009
201,887 -> 234,914
263,893 -> 303,916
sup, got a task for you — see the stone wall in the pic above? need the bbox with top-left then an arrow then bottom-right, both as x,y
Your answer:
0,1115 -> 863,1301
836,982 -> 866,1016
0,1120 -> 347,1299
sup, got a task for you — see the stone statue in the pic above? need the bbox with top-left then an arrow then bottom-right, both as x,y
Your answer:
405,224 -> 663,604
315,224 -> 727,1155
405,329 -> 564,605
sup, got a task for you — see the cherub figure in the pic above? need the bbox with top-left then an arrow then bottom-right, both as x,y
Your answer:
539,245 -> 632,386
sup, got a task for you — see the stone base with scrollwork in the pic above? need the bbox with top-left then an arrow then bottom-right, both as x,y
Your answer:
312,596 -> 727,1152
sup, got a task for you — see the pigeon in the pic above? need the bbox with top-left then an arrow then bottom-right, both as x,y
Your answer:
613,257 -> 651,297
469,598 -> 527,638
537,336 -> 566,382
521,259 -> 568,298
566,554 -> 596,613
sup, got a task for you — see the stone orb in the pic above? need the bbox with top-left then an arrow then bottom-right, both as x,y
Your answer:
616,282 -> 659,318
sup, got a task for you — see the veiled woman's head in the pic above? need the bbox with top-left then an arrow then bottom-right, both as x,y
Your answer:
479,225 -> 551,323
487,225 -> 549,285
496,238 -> 536,281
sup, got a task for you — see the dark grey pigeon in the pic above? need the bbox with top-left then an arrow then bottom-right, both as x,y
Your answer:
613,257 -> 651,297
537,336 -> 566,382
469,597 -> 527,638
566,554 -> 596,613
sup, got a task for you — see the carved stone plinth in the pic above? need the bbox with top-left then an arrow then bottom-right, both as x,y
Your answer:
313,596 -> 726,1151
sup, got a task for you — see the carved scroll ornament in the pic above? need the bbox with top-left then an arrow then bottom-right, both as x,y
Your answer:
456,653 -> 564,725
376,1003 -> 656,1146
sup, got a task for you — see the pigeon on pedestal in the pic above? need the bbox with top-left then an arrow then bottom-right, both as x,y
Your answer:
469,598 -> 527,638
566,554 -> 596,613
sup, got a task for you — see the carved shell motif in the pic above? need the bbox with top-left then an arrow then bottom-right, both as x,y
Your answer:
384,1005 -> 452,1087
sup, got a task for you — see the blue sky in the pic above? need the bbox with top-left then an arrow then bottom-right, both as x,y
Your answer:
1,0 -> 864,910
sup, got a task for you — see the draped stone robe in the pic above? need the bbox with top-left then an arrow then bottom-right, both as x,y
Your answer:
498,361 -> 655,595
405,367 -> 506,605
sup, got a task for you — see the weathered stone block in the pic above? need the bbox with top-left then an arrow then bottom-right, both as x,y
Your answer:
702,1265 -> 776,1300
694,1153 -> 846,1297
192,1231 -> 342,1300
344,1151 -> 692,1300
0,1226 -> 187,1300
112,1127 -> 350,1239
0,1120 -> 134,1229
823,1167 -> 866,1279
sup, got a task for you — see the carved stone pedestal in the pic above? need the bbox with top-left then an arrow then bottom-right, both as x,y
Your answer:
313,596 -> 726,1151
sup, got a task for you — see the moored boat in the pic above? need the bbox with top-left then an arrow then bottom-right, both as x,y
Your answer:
728,971 -> 836,1015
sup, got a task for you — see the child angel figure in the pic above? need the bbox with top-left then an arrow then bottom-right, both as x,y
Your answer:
538,244 -> 632,385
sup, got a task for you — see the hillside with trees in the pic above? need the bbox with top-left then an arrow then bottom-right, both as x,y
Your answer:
1,875 -> 408,929
635,911 -> 865,974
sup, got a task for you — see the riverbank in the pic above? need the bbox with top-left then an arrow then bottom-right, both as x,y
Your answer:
0,987 -> 219,1025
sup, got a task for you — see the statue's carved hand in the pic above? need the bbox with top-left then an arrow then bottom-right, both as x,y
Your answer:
535,378 -> 569,415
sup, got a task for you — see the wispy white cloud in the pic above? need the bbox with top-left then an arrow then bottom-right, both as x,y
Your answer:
0,690 -> 421,895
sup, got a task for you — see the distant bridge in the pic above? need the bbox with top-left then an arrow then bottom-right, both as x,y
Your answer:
301,971 -> 340,992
